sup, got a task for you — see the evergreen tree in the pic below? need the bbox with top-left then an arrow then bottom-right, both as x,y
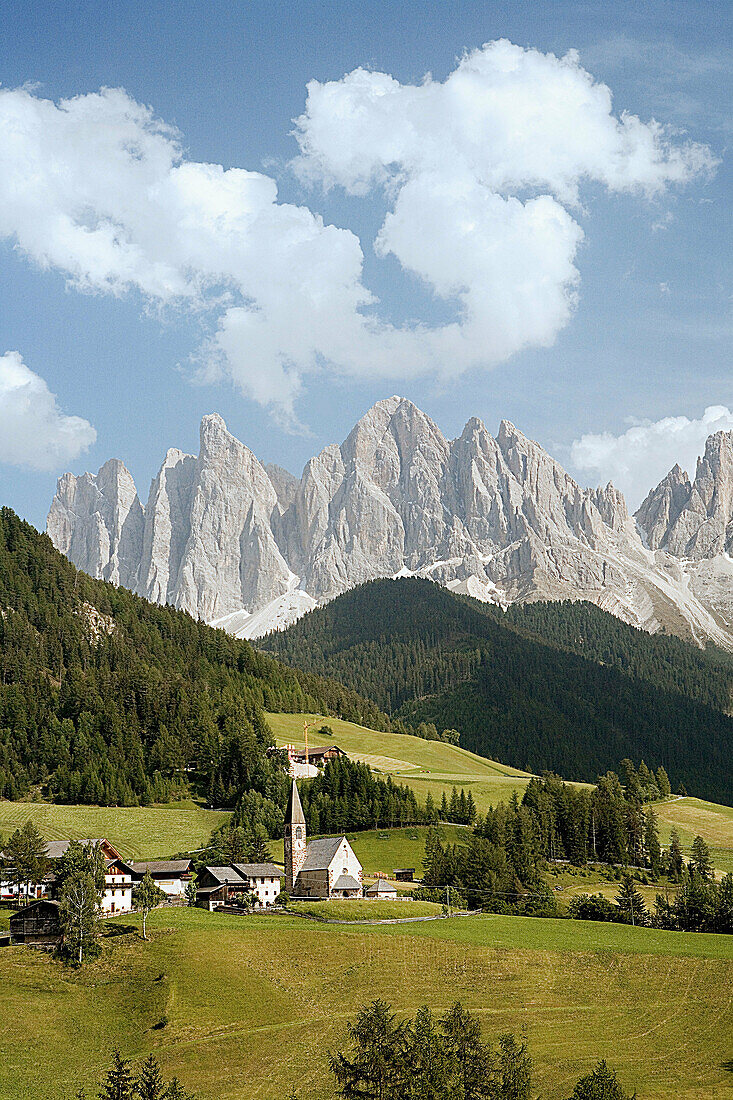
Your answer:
668,828 -> 684,881
655,766 -> 671,798
135,1055 -> 166,1100
690,835 -> 713,879
329,999 -> 409,1099
566,1059 -> 635,1100
133,870 -> 165,940
4,821 -> 48,902
404,1007 -> 450,1100
643,808 -> 661,877
615,875 -> 646,926
59,870 -> 100,964
497,1033 -> 532,1100
245,825 -> 272,863
98,1050 -> 135,1100
440,1001 -> 496,1100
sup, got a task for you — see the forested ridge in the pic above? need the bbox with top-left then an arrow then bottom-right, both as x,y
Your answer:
266,578 -> 733,803
0,508 -> 391,805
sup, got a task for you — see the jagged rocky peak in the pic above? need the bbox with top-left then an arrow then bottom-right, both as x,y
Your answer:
635,463 -> 692,549
47,457 -> 144,588
636,431 -> 733,558
46,399 -> 733,649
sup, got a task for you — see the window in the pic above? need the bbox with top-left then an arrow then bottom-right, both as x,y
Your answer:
295,826 -> 302,840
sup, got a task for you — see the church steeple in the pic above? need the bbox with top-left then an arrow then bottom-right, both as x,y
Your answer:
284,779 -> 306,893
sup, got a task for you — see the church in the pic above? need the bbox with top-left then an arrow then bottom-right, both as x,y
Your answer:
284,780 -> 363,899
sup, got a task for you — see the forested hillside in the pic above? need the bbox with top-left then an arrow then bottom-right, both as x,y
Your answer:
0,508 -> 391,805
265,578 -> 733,803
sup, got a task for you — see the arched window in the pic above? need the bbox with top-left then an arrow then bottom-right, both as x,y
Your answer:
295,826 -> 302,840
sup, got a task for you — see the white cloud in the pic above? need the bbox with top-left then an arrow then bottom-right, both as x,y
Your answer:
0,351 -> 96,470
570,405 -> 733,509
0,46 -> 716,421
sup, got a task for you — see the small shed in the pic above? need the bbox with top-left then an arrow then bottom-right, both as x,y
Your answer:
364,879 -> 398,899
393,868 -> 415,882
9,899 -> 62,947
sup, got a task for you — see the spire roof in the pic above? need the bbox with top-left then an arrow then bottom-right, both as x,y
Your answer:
285,779 -> 305,826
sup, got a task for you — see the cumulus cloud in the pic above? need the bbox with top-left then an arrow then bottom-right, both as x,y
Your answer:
570,405 -> 733,509
0,351 -> 96,470
0,45 -> 716,420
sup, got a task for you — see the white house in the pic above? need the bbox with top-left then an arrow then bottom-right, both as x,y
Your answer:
101,856 -> 134,915
364,879 -> 398,900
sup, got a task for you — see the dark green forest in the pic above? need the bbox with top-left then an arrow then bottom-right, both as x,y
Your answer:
0,508 -> 391,805
265,578 -> 733,803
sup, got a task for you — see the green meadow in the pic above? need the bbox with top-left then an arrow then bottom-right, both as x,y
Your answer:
1,906 -> 732,1100
0,800 -> 228,861
266,711 -> 535,813
655,796 -> 733,875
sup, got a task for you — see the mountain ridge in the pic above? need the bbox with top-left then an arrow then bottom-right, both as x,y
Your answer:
48,397 -> 733,648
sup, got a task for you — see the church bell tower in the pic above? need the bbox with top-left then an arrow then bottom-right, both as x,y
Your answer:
284,779 -> 307,893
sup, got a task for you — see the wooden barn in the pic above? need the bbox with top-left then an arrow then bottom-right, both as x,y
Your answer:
9,899 -> 62,947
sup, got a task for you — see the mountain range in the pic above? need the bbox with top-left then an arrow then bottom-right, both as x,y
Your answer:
47,396 -> 733,648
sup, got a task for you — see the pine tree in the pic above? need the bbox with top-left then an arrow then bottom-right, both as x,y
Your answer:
668,827 -> 684,880
440,1001 -> 496,1100
568,1059 -> 635,1100
497,1032 -> 532,1100
5,821 -> 48,902
135,1055 -> 166,1100
643,807 -> 661,877
615,874 -> 645,926
404,1006 -> 450,1100
329,999 -> 409,1099
97,1049 -> 135,1100
690,835 -> 713,879
656,766 -> 671,798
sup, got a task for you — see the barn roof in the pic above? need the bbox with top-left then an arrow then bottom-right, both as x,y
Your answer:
129,860 -> 192,876
300,836 -> 348,872
201,866 -> 249,887
232,863 -> 284,878
45,839 -> 108,860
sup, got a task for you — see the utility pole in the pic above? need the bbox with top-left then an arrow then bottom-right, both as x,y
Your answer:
303,717 -> 318,770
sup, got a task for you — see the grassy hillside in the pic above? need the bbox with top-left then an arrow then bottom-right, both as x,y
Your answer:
655,796 -> 733,875
0,507 -> 391,807
267,711 -> 534,814
0,799 -> 228,861
264,578 -> 733,802
1,907 -> 732,1100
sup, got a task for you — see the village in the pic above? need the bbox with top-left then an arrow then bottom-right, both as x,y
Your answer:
1,760 -> 417,948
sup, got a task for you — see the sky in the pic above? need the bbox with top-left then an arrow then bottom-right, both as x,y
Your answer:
1,0 -> 731,529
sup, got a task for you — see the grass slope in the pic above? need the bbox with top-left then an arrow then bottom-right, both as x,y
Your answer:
0,800 -> 228,861
1,907 -> 732,1100
655,796 -> 733,875
266,712 -> 534,814
288,899 -> 443,919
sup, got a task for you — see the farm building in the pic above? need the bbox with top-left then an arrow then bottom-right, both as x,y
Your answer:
393,868 -> 415,882
364,879 -> 398,899
195,864 -> 284,910
128,859 -> 194,898
9,899 -> 62,947
284,780 -> 363,899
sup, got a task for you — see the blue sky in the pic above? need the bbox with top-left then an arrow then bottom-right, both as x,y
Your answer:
1,0 -> 730,528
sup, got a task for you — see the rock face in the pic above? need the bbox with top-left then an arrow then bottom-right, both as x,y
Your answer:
47,398 -> 733,646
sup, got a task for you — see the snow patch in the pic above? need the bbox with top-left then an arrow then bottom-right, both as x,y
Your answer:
210,589 -> 317,640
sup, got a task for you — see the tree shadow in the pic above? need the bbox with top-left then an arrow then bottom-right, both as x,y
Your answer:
721,1061 -> 733,1074
102,922 -> 137,938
